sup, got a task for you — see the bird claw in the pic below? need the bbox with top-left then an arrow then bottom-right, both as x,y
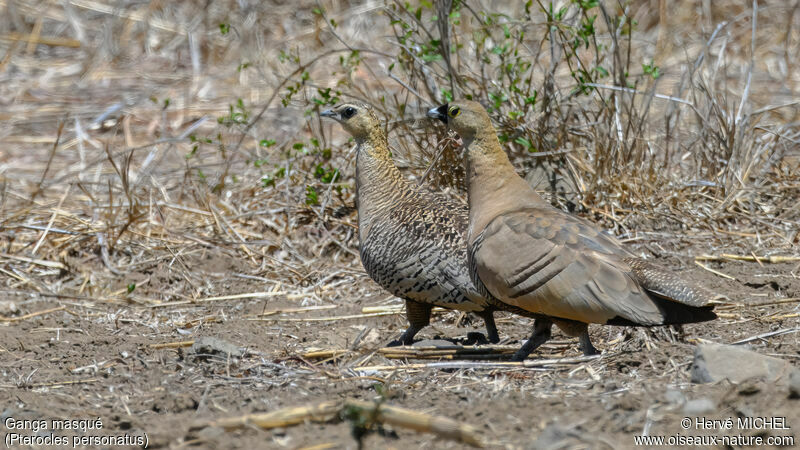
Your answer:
582,346 -> 600,356
510,351 -> 529,362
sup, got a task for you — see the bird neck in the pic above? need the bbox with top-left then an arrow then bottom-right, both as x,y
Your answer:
463,130 -> 546,242
354,133 -> 409,225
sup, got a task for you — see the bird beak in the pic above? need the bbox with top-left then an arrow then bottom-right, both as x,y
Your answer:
427,104 -> 449,124
320,109 -> 337,119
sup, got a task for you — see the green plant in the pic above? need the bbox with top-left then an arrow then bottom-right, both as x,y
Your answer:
238,0 -> 791,233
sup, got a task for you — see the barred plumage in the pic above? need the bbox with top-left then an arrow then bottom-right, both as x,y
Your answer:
321,102 -> 498,345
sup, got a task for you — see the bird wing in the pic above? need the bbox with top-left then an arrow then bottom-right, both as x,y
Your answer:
471,208 -> 668,325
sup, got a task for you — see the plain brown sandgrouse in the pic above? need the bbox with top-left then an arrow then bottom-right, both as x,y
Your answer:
427,100 -> 717,360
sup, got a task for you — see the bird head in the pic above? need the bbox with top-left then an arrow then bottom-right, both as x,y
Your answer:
320,102 -> 380,140
426,100 -> 492,141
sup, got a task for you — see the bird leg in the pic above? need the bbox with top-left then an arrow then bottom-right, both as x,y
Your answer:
578,330 -> 599,356
477,310 -> 500,344
553,319 -> 600,356
387,300 -> 433,346
511,318 -> 552,361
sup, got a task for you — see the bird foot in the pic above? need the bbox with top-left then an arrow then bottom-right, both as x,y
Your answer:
510,350 -> 529,362
386,339 -> 407,347
582,345 -> 600,356
464,332 -> 489,346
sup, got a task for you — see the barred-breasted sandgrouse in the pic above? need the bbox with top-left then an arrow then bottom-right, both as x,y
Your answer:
427,100 -> 717,360
321,102 -> 499,345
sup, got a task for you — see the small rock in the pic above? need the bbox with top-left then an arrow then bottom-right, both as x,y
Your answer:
789,369 -> 800,399
530,423 -> 585,450
190,336 -> 244,357
690,343 -> 795,384
195,425 -> 225,441
0,301 -> 18,316
664,388 -> 685,405
683,397 -> 716,415
358,328 -> 383,348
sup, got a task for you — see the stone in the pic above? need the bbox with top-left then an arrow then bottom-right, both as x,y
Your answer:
190,336 -> 244,357
690,343 -> 795,384
683,397 -> 716,415
664,388 -> 685,405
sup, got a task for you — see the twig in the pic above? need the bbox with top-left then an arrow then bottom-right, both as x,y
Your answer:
302,349 -> 351,359
354,354 -> 603,372
25,378 -> 98,388
418,137 -> 455,186
694,261 -> 736,280
343,399 -> 483,447
194,399 -> 484,447
31,183 -> 72,256
695,254 -> 800,264
386,71 -> 431,105
249,312 -> 397,322
30,121 -> 64,203
582,83 -> 693,105
202,401 -> 340,430
0,306 -> 66,323
361,305 -> 448,314
245,305 -> 338,318
148,291 -> 288,308
149,340 -> 195,349
730,327 -> 800,345
734,0 -> 757,125
0,253 -> 67,269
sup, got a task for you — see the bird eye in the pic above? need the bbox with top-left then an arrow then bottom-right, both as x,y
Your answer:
342,107 -> 357,119
448,106 -> 461,118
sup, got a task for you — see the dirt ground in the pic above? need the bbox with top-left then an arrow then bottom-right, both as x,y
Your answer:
1,238 -> 799,449
2,0 -> 800,449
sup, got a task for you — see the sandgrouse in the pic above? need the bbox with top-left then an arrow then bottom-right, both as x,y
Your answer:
321,102 -> 499,345
427,100 -> 717,360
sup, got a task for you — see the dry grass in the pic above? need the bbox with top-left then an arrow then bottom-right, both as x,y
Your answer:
1,0 -> 797,308
1,0 -> 799,448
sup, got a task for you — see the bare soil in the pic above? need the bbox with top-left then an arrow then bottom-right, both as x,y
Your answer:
1,1 -> 799,449
1,238 -> 799,449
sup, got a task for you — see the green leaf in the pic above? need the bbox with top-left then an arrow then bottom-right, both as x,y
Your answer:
219,23 -> 230,35
441,89 -> 453,103
305,186 -> 319,205
642,61 -> 660,79
186,144 -> 198,159
514,137 -> 532,150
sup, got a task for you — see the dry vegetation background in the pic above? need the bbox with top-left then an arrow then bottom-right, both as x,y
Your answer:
1,0 -> 799,448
